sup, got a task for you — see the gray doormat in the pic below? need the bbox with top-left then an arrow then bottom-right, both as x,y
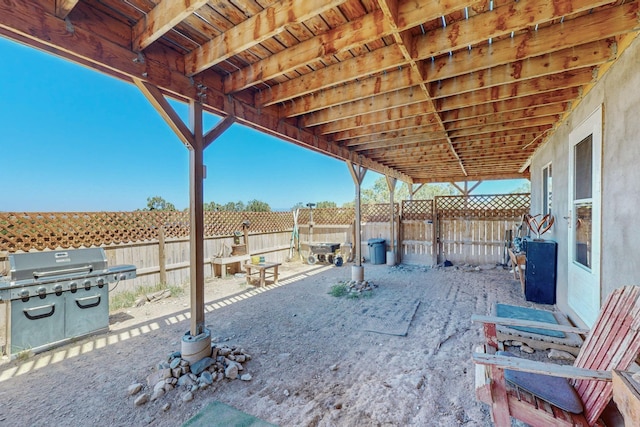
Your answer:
182,401 -> 277,427
360,299 -> 421,336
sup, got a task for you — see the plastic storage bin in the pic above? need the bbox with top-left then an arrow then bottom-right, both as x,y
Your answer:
367,238 -> 386,264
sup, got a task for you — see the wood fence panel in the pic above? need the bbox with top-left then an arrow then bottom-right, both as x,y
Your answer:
0,195 -> 529,294
400,220 -> 434,265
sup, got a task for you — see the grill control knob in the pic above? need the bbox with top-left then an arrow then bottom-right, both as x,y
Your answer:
83,280 -> 91,290
19,289 -> 30,299
53,284 -> 63,295
70,282 -> 78,293
96,278 -> 105,288
37,286 -> 47,297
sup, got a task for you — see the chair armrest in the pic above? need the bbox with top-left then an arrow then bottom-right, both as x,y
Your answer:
472,352 -> 611,381
471,314 -> 590,335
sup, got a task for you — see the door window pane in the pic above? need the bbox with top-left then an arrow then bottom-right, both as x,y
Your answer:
574,136 -> 592,200
574,202 -> 592,268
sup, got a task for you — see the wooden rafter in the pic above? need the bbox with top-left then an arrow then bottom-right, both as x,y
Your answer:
2,0 -> 639,187
185,0 -> 347,76
55,0 -> 79,19
225,0 -> 477,94
133,0 -> 210,52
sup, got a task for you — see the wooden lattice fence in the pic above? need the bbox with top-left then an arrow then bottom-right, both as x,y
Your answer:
436,194 -> 530,218
0,211 -> 293,252
1,194 -> 531,285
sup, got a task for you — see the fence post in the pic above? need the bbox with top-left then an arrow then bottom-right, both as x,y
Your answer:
432,198 -> 439,266
158,227 -> 167,285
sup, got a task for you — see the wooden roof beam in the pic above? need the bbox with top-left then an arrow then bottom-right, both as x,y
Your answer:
413,173 -> 527,184
55,0 -> 79,19
255,45 -> 408,108
257,0 -> 634,108
224,10 -> 391,93
451,129 -> 549,144
225,0 -> 477,93
298,43 -> 608,123
429,41 -> 615,100
304,86 -> 432,127
332,118 -> 442,142
351,138 -> 448,153
446,116 -> 558,138
282,66 -> 417,117
423,1 -> 640,83
184,0 -> 347,76
317,88 -> 576,136
316,101 -> 435,134
132,0 -> 210,52
441,95 -> 575,122
445,104 -> 565,131
348,133 -> 447,150
413,0 -> 616,60
438,68 -> 595,111
367,137 -> 536,154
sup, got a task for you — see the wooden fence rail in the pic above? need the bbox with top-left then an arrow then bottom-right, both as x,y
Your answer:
0,195 -> 530,294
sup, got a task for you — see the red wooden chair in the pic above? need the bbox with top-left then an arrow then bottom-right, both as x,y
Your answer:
472,285 -> 640,426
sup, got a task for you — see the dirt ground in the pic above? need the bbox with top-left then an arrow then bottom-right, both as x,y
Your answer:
0,260 -> 536,426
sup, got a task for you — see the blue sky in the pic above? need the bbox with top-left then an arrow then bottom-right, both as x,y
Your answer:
0,37 -> 527,212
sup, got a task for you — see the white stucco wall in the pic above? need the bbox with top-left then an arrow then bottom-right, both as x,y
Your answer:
530,34 -> 640,327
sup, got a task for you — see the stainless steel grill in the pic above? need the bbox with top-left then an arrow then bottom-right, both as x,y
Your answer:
0,248 -> 136,357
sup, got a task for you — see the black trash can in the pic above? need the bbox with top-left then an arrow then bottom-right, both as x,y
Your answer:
367,238 -> 386,264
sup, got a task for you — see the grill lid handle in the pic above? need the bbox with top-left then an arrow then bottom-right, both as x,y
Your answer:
33,265 -> 93,279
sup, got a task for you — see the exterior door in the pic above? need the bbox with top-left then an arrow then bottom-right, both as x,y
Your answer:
567,105 -> 602,326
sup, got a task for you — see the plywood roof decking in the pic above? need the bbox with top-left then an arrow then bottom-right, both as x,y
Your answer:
2,0 -> 639,184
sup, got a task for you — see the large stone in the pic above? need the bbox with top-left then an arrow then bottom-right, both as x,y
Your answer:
169,357 -> 181,369
190,357 -> 214,376
218,347 -> 232,357
127,383 -> 143,396
134,394 -> 149,406
225,363 -> 239,380
177,375 -> 196,387
181,391 -> 194,402
147,369 -> 172,387
199,371 -> 213,385
150,388 -> 165,401
548,349 -> 576,361
153,381 -> 166,393
520,345 -> 535,354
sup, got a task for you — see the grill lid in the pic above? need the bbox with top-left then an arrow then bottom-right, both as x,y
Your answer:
8,248 -> 108,282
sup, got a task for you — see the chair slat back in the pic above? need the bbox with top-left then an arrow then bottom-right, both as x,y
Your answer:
572,286 -> 640,425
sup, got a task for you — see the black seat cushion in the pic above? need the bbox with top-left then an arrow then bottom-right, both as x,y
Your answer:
497,351 -> 584,414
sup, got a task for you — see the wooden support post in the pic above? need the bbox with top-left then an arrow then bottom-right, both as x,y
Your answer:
386,176 -> 397,264
189,100 -> 205,336
134,79 -> 235,338
158,227 -> 167,285
433,198 -> 439,266
347,161 -> 367,278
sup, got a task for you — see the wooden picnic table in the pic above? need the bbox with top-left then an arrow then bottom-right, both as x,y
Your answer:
244,262 -> 281,287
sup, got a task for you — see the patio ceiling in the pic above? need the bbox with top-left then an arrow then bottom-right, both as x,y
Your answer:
2,1 -> 639,184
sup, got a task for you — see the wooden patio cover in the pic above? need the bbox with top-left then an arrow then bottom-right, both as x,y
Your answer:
3,0 -> 640,184
2,1 -> 639,336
